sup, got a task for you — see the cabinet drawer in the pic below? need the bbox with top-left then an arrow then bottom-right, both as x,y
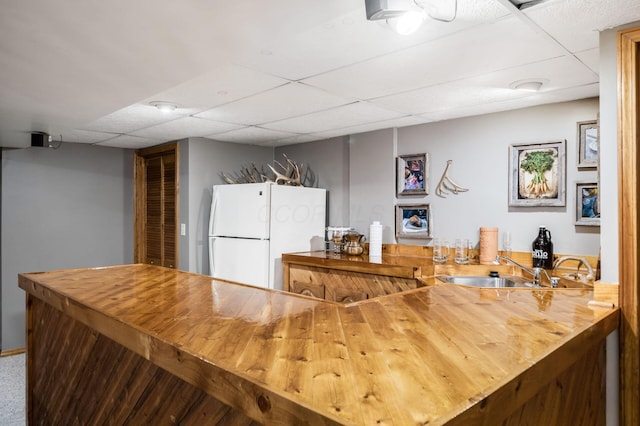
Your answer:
326,287 -> 368,304
290,280 -> 325,299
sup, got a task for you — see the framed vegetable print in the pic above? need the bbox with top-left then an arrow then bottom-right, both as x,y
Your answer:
397,153 -> 428,196
509,140 -> 566,207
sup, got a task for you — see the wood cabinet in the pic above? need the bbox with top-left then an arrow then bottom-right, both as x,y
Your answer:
286,263 -> 420,302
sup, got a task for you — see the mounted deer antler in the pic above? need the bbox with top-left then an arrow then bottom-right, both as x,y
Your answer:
436,160 -> 469,197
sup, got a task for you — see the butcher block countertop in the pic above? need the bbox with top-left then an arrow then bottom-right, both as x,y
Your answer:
19,264 -> 618,425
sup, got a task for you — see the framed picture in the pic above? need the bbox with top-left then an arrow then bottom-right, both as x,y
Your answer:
577,120 -> 599,169
509,140 -> 566,207
575,182 -> 600,226
397,153 -> 428,196
395,204 -> 431,239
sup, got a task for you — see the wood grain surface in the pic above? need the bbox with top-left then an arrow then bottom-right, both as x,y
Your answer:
20,264 -> 618,425
618,26 -> 640,426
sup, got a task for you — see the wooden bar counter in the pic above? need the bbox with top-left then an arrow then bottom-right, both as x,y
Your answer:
19,263 -> 618,425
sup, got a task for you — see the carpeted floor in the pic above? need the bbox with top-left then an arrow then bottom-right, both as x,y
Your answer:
0,353 -> 25,426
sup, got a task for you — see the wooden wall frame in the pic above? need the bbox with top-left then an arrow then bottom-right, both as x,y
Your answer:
618,26 -> 640,425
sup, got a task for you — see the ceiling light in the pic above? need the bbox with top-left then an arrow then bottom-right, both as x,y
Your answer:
365,0 -> 456,35
388,10 -> 425,35
149,101 -> 178,112
365,0 -> 410,21
509,79 -> 547,92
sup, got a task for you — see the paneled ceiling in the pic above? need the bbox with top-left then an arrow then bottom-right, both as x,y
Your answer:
1,0 -> 639,149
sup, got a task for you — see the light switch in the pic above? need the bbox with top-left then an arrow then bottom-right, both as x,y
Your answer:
180,223 -> 186,236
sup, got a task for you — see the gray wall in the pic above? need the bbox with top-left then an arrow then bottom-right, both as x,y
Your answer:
349,129 -> 396,242
283,99 -> 600,255
1,143 -> 133,350
275,136 -> 350,226
183,137 -> 273,275
398,98 -> 600,255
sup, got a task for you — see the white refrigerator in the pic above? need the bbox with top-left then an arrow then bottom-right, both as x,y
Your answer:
208,182 -> 326,290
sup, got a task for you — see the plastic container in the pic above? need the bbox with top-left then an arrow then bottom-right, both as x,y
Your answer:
369,221 -> 383,258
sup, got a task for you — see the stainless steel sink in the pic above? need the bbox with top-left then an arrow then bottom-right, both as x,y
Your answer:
436,275 -> 535,288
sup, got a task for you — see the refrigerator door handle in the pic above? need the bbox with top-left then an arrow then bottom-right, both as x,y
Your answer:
209,188 -> 219,236
209,238 -> 215,277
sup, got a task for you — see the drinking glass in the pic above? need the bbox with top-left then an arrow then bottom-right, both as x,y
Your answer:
432,238 -> 449,264
454,239 -> 470,264
503,231 -> 512,258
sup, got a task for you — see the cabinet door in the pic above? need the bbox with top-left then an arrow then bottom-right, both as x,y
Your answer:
290,280 -> 325,299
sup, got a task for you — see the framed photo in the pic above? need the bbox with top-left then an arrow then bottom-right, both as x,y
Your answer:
509,140 -> 566,207
397,153 -> 428,196
395,204 -> 431,239
575,182 -> 600,226
577,120 -> 599,169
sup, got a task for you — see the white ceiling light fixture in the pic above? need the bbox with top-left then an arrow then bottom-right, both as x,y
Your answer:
149,101 -> 178,113
509,79 -> 548,92
386,10 -> 425,35
365,0 -> 457,36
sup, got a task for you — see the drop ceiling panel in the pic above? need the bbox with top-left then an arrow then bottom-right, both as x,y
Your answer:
309,115 -> 428,139
56,129 -> 118,144
138,65 -> 290,112
420,83 -> 599,122
195,82 -> 355,125
574,48 -> 599,75
262,102 -> 406,134
371,55 -> 598,114
96,134 -> 162,149
82,104 -> 187,134
210,126 -> 300,144
232,1 -> 510,81
523,0 -> 640,52
301,15 -> 566,100
264,134 -> 328,147
131,117 -> 244,140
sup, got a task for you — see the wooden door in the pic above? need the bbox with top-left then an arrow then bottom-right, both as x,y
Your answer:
134,143 -> 178,268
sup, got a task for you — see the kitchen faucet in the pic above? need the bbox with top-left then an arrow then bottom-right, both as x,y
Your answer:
552,256 -> 595,283
494,255 -> 559,288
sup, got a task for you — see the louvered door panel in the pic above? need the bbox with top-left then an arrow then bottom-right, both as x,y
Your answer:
136,144 -> 178,269
145,156 -> 163,266
162,153 -> 176,268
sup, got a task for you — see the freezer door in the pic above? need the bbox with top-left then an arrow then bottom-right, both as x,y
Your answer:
208,237 -> 270,289
209,183 -> 271,239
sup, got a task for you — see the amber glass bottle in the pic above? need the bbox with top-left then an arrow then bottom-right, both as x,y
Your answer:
532,226 -> 553,269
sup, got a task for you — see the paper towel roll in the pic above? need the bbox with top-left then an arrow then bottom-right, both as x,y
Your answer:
369,221 -> 383,257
